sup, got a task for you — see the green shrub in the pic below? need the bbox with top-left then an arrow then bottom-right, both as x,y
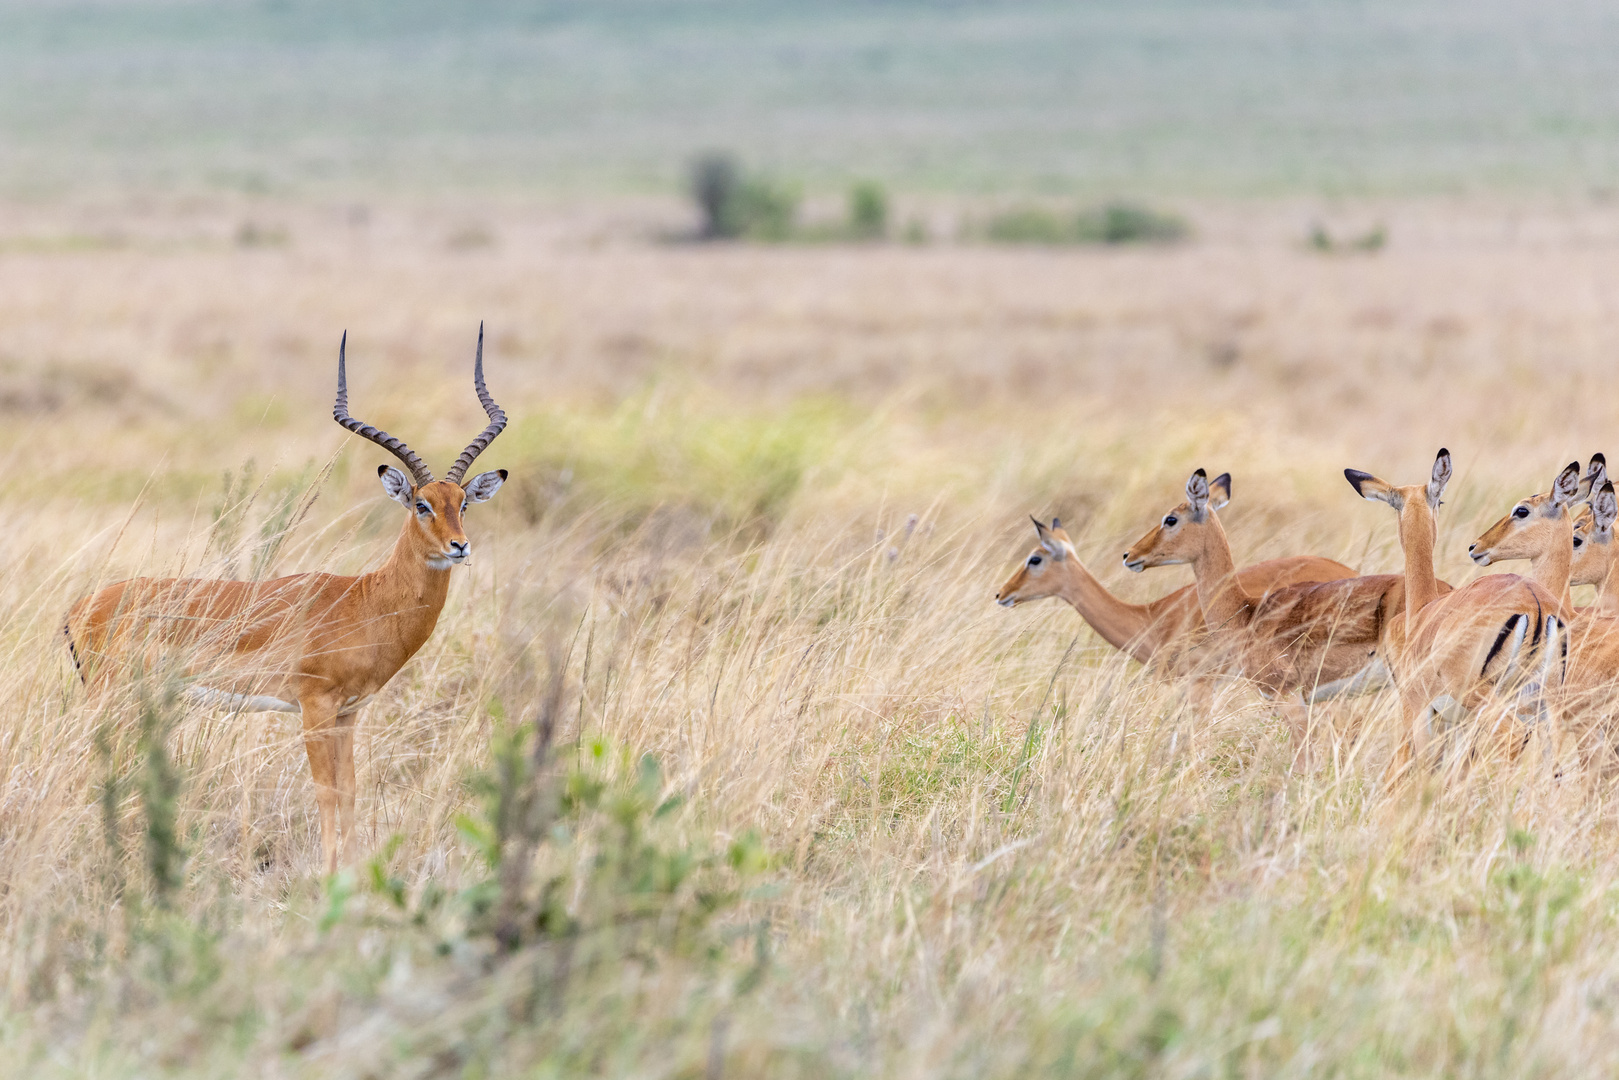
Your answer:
1307,221 -> 1387,253
984,201 -> 1188,245
691,152 -> 743,239
985,206 -> 1072,244
1074,202 -> 1187,244
847,180 -> 889,239
689,152 -> 800,240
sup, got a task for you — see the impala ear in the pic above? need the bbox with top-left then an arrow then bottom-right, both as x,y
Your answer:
1345,468 -> 1400,508
1553,461 -> 1582,511
1208,472 -> 1232,511
1426,448 -> 1452,509
1030,515 -> 1065,558
1581,453 -> 1608,501
1597,481 -> 1618,535
1185,469 -> 1211,520
378,464 -> 414,508
464,469 -> 507,504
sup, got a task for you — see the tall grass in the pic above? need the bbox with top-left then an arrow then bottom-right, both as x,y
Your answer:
5,199 -> 1619,1073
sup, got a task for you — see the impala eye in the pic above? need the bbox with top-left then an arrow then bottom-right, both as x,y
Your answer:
415,501 -> 431,515
1028,555 -> 1042,566
1513,506 -> 1530,519
1163,515 -> 1178,527
461,501 -> 468,513
1575,536 -> 1585,548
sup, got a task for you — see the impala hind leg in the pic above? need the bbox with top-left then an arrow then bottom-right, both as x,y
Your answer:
300,695 -> 342,875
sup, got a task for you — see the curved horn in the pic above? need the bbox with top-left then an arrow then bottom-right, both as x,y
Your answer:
332,331 -> 434,487
445,323 -> 508,485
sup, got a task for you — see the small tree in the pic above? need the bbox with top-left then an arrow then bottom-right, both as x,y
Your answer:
847,181 -> 888,240
691,152 -> 743,239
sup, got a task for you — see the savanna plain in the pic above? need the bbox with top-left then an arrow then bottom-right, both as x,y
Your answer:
8,196 -> 1619,1076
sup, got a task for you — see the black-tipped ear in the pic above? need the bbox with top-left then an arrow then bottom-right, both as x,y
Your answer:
1582,453 -> 1609,500
1051,517 -> 1060,530
1427,449 -> 1452,508
1208,472 -> 1232,511
1185,469 -> 1211,516
1030,514 -> 1048,534
1598,481 -> 1619,533
1554,461 -> 1582,508
1344,469 -> 1372,496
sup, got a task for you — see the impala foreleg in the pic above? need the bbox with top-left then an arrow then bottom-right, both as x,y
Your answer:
334,709 -> 360,867
300,694 -> 343,876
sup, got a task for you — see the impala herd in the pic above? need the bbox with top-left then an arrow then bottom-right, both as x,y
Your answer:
55,329 -> 1619,874
1000,449 -> 1619,778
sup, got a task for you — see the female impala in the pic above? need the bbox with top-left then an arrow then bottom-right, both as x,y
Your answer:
1466,460 -> 1585,612
1468,466 -> 1619,765
1572,476 -> 1619,614
994,473 -> 1359,676
67,329 -> 509,874
1120,469 -> 1451,754
1346,450 -> 1565,776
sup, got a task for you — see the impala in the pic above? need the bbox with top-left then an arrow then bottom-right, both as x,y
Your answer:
1572,476 -> 1619,613
1466,460 -> 1585,612
1346,450 -> 1564,777
994,473 -> 1359,676
1120,469 -> 1451,758
67,329 -> 509,873
1469,466 -> 1619,767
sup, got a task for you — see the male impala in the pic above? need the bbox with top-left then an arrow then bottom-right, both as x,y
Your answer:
67,330 -> 509,873
1346,450 -> 1564,776
994,473 -> 1359,676
1120,469 -> 1451,755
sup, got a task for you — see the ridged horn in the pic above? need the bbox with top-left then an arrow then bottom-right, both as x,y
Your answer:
445,323 -> 507,485
332,331 -> 434,488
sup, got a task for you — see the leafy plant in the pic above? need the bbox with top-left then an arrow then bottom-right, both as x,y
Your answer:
689,152 -> 800,240
847,180 -> 889,239
984,201 -> 1187,245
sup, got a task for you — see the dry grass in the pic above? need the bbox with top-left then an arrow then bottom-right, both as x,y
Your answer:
5,196 -> 1619,1075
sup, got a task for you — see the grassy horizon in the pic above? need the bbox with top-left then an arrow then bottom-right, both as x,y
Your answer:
5,0 -> 1619,199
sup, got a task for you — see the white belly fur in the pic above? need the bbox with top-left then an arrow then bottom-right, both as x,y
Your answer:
185,687 -> 376,716
187,686 -> 301,714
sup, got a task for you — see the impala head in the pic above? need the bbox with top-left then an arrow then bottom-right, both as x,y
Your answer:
1344,448 -> 1451,544
995,516 -> 1076,607
334,325 -> 509,570
1466,460 -> 1582,567
1121,470 -> 1231,572
1572,480 -> 1618,586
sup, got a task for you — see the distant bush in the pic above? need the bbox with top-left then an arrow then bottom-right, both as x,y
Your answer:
985,206 -> 1071,244
847,181 -> 889,239
691,152 -> 742,238
1308,221 -> 1386,253
689,152 -> 800,240
984,201 -> 1187,245
1076,202 -> 1187,243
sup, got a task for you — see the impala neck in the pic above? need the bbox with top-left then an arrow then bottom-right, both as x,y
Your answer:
1597,544 -> 1619,615
1398,501 -> 1441,633
368,515 -> 454,622
1190,512 -> 1252,630
1052,559 -> 1160,663
1529,517 -> 1574,610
